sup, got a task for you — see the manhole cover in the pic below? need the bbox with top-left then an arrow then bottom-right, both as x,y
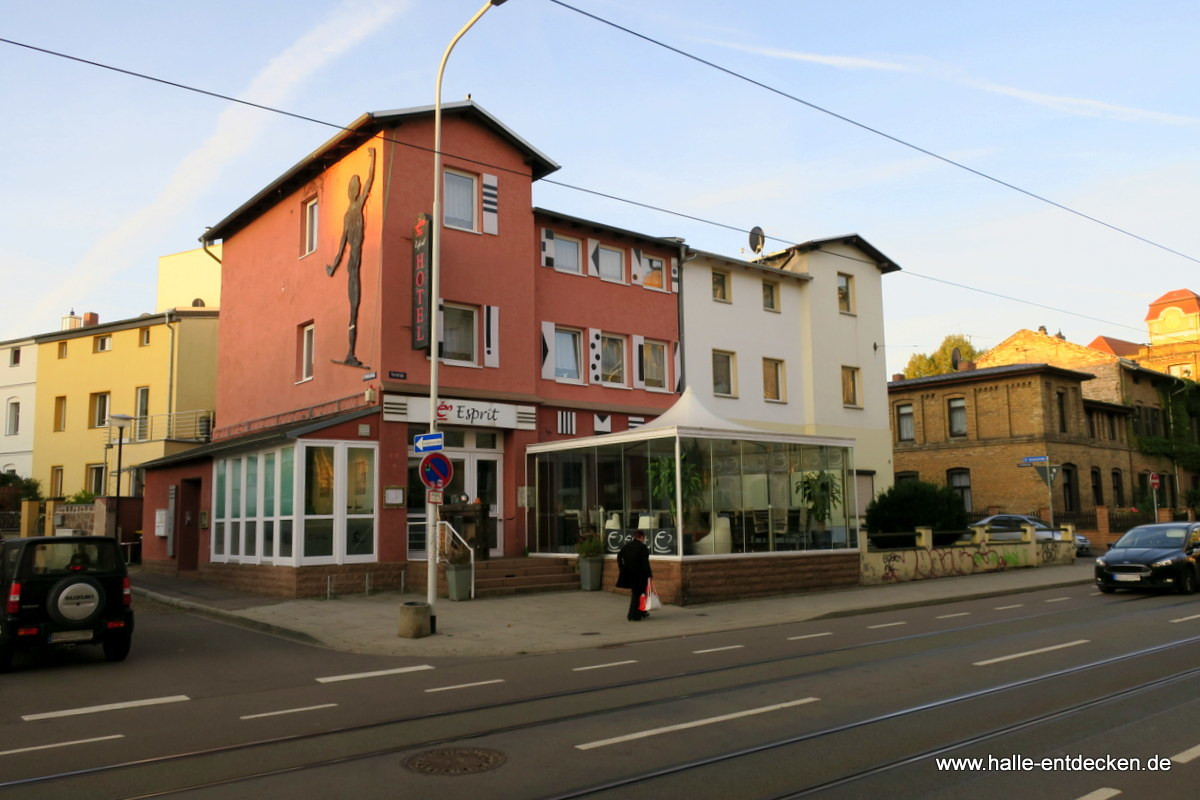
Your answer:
406,747 -> 507,776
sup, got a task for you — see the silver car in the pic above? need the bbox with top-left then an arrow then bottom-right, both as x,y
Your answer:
975,514 -> 1092,556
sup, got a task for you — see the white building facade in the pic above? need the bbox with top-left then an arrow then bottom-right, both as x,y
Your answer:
0,337 -> 36,477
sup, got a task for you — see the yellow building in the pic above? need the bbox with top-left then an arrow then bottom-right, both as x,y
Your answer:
32,308 -> 219,498
156,245 -> 221,313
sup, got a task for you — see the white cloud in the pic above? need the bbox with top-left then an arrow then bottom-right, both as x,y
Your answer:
22,0 -> 410,330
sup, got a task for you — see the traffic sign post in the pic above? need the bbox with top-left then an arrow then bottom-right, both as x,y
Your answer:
1151,472 -> 1161,519
1031,462 -> 1059,528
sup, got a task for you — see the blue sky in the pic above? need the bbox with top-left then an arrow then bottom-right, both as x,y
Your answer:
3,0 -> 1198,376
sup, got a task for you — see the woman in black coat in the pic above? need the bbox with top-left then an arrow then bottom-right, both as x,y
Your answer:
616,530 -> 652,621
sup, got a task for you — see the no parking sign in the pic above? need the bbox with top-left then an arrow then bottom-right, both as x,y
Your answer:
419,452 -> 454,489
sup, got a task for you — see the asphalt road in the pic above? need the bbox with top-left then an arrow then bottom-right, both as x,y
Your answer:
4,587 -> 1200,799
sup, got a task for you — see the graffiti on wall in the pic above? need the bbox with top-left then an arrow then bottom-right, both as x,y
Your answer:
863,540 -> 1074,585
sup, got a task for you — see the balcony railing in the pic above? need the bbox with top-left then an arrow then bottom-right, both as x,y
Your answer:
106,410 -> 214,444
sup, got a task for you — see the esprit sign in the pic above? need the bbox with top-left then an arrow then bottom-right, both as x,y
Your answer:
408,398 -> 518,429
411,213 -> 432,350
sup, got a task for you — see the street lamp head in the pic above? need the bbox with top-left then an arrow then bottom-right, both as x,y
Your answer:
490,0 -> 508,5
108,413 -> 134,431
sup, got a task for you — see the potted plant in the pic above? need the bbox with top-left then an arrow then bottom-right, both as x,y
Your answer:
444,542 -> 473,601
796,470 -> 842,548
575,530 -> 605,591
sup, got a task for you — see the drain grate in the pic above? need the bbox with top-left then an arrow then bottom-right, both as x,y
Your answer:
406,747 -> 507,776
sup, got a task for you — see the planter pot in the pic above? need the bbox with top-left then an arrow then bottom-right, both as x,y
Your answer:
579,556 -> 604,591
445,563 -> 473,601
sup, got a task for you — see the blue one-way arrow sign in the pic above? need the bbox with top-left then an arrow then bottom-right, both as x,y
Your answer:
414,432 -> 444,453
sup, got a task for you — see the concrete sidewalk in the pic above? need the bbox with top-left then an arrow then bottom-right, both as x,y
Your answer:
131,560 -> 1098,659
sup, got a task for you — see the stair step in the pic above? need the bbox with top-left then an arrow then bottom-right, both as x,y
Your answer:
475,573 -> 580,589
475,582 -> 581,598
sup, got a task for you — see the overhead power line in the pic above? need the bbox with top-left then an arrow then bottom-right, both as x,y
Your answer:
546,0 -> 1200,267
0,34 -> 1174,342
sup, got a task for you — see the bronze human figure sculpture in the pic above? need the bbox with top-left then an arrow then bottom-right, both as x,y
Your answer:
326,147 -> 376,367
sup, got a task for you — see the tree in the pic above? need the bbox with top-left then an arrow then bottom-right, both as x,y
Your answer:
904,334 -> 986,379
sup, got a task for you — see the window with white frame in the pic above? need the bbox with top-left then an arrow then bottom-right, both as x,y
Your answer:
600,334 -> 626,386
53,396 -> 66,431
442,304 -> 478,365
948,468 -> 972,511
712,270 -> 730,301
841,366 -> 860,406
837,273 -> 854,313
553,235 -> 581,274
444,169 -> 477,231
555,328 -> 582,381
713,350 -> 736,396
89,392 -> 110,429
896,403 -> 914,441
298,323 -> 315,382
139,327 -> 151,346
86,464 -> 105,496
303,197 -> 318,255
948,397 -> 967,437
135,386 -> 150,441
50,466 -> 63,498
5,400 -> 18,436
597,246 -> 624,282
762,358 -> 784,401
8,347 -> 19,366
643,256 -> 665,289
762,280 -> 779,311
212,444 -> 372,565
643,340 -> 667,390
94,335 -> 112,353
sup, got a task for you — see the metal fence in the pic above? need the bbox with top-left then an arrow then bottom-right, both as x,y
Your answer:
1108,508 -> 1156,534
0,510 -> 19,535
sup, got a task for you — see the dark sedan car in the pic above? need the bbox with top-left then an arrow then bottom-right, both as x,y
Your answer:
1094,522 -> 1200,594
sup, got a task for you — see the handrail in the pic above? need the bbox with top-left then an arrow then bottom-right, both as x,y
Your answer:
438,520 -> 475,600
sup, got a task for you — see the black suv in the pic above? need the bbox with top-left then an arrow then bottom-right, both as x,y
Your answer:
1,535 -> 134,671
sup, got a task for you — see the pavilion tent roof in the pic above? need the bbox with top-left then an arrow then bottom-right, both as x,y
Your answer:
527,388 -> 852,454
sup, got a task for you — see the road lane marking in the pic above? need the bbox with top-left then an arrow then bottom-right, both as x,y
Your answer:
240,704 -> 338,720
425,679 -> 504,693
1170,613 -> 1200,624
936,612 -> 970,619
22,695 -> 190,721
1076,790 -> 1120,800
573,660 -> 638,671
867,621 -> 907,629
1171,742 -> 1200,763
973,639 -> 1089,666
1045,597 -> 1071,603
692,645 -> 744,654
575,697 -> 820,750
787,632 -> 833,640
316,665 -> 434,683
994,604 -> 1024,610
0,735 -> 124,757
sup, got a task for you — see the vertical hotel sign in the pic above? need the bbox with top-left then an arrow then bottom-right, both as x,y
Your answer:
412,213 -> 431,349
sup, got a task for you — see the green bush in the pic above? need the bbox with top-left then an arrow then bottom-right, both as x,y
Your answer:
865,480 -> 968,533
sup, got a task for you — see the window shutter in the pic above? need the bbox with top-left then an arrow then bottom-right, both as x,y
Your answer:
670,256 -> 679,293
632,335 -> 645,389
588,328 -> 602,384
587,239 -> 601,277
484,305 -> 500,368
631,248 -> 644,285
541,228 -> 555,268
482,174 -> 498,235
541,321 -> 556,379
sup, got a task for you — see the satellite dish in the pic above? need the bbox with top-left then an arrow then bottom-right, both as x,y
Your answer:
748,226 -> 765,254
951,347 -> 962,370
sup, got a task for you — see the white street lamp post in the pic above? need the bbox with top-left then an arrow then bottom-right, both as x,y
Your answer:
426,0 -> 508,630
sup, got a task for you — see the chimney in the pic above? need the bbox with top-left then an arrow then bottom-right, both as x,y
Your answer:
1037,325 -> 1048,335
957,361 -> 976,372
892,373 -> 905,382
83,312 -> 100,327
61,309 -> 82,330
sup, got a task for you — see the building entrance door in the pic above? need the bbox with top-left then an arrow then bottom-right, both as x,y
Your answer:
407,429 -> 503,560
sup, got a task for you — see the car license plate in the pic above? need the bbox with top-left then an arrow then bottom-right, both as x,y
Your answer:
1114,574 -> 1141,583
48,630 -> 93,643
